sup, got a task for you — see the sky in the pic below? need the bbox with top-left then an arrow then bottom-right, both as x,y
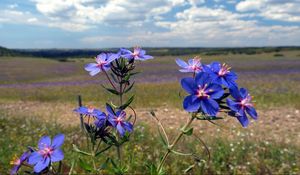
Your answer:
0,0 -> 300,48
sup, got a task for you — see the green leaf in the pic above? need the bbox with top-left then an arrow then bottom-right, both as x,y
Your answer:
101,85 -> 120,95
182,127 -> 193,136
95,145 -> 112,157
123,82 -> 135,93
78,158 -> 93,172
72,144 -> 92,156
119,95 -> 134,110
129,72 -> 140,76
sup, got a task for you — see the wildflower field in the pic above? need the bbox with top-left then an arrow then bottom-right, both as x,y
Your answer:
0,49 -> 300,174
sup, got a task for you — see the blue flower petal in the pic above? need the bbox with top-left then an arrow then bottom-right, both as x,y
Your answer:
246,106 -> 258,120
237,113 -> 249,127
38,136 -> 51,150
106,53 -> 119,63
27,152 -> 43,165
226,98 -> 240,112
229,87 -> 242,100
210,62 -> 221,72
123,122 -> 133,132
181,77 -> 197,94
96,53 -> 107,63
116,123 -> 125,136
240,88 -> 248,99
176,58 -> 188,68
89,68 -> 101,76
183,95 -> 201,112
200,99 -> 219,116
34,157 -> 50,173
84,63 -> 98,71
195,72 -> 211,87
138,55 -> 153,60
51,134 -> 64,149
50,149 -> 64,162
206,84 -> 224,99
106,104 -> 115,116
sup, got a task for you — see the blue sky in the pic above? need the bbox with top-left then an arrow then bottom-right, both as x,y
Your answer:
0,0 -> 300,48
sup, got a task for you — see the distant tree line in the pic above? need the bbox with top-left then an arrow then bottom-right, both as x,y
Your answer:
1,46 -> 300,59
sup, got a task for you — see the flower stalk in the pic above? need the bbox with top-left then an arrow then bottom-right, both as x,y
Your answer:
157,113 -> 196,173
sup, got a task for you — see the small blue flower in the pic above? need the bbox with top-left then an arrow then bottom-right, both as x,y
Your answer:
176,57 -> 202,73
181,72 -> 224,116
203,62 -> 237,88
10,151 -> 30,175
120,47 -> 153,61
227,87 -> 258,127
106,105 -> 133,136
85,53 -> 119,76
74,106 -> 105,118
27,134 -> 65,173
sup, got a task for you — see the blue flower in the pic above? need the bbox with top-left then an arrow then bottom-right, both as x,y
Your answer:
74,106 -> 105,118
227,87 -> 258,127
181,72 -> 224,116
27,134 -> 64,173
120,47 -> 153,61
84,53 -> 119,76
203,62 -> 237,88
10,151 -> 30,175
176,57 -> 202,73
106,105 -> 133,136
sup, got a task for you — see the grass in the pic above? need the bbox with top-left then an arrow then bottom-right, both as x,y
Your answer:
0,115 -> 299,174
0,80 -> 300,109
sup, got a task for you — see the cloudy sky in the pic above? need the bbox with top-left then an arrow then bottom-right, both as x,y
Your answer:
0,0 -> 300,48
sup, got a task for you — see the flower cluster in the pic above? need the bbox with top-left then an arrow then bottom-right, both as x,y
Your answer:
84,47 -> 153,76
10,134 -> 64,175
178,57 -> 258,127
74,105 -> 133,137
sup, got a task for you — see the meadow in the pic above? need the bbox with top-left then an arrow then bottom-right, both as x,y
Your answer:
0,50 -> 300,174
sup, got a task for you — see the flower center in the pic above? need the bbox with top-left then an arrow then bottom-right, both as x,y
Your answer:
218,63 -> 231,76
97,60 -> 107,68
196,84 -> 210,99
40,147 -> 54,157
240,95 -> 253,107
87,106 -> 94,113
116,117 -> 122,123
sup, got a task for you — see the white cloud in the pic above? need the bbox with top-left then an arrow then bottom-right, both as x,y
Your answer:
236,0 -> 300,22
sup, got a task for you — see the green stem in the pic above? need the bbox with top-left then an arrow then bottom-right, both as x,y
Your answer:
157,114 -> 196,173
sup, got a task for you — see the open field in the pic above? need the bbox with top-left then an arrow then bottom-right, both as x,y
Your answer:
1,50 -> 300,174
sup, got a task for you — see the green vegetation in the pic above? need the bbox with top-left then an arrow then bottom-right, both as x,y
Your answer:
1,116 -> 299,174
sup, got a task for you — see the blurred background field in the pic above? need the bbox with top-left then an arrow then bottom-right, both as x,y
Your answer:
0,47 -> 300,174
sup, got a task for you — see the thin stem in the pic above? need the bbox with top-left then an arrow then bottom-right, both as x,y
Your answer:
102,67 -> 117,90
157,114 -> 196,173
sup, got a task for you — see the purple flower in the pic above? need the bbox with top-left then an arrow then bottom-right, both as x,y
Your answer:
203,62 -> 237,88
120,47 -> 153,61
106,105 -> 133,136
28,134 -> 64,173
227,87 -> 258,127
94,112 -> 107,128
74,106 -> 105,118
84,53 -> 119,76
176,57 -> 202,73
10,151 -> 30,175
181,72 -> 224,116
